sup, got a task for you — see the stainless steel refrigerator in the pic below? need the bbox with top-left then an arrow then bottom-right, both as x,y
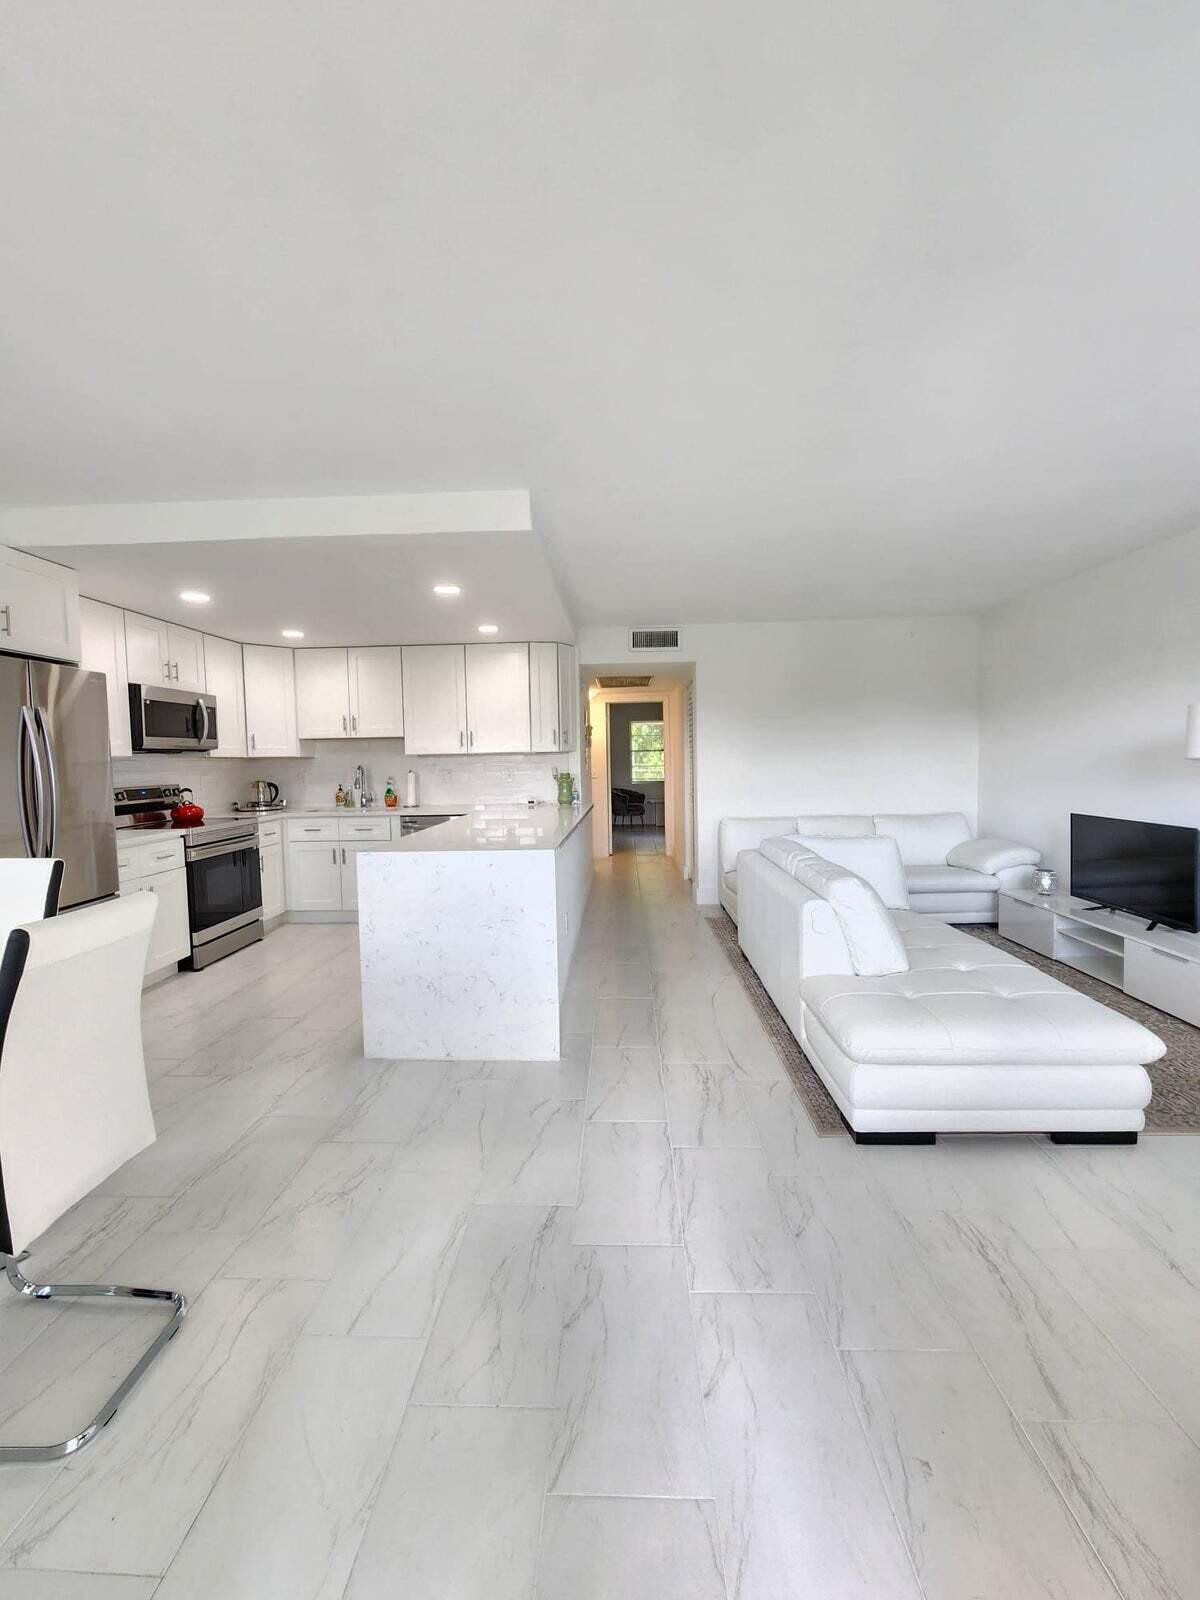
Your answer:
0,657 -> 119,909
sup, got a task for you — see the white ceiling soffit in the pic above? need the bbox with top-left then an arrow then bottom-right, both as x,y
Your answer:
3,5 -> 1199,622
32,530 -> 573,647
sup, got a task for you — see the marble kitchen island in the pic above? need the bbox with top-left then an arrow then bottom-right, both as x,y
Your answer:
358,802 -> 593,1060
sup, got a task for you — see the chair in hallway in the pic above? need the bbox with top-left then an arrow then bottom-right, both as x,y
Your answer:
0,891 -> 187,1462
611,787 -> 646,827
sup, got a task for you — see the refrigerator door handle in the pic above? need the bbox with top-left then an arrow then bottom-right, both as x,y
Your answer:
18,707 -> 45,858
34,707 -> 60,856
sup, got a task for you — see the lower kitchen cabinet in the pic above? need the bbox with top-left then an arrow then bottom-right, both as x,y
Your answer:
259,840 -> 285,921
142,867 -> 191,970
285,838 -> 343,912
284,816 -> 393,915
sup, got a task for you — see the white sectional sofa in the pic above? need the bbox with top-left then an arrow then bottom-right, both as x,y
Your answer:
718,811 -> 1041,924
736,838 -> 1164,1144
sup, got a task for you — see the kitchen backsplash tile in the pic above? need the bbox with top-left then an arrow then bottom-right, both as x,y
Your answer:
112,741 -> 579,814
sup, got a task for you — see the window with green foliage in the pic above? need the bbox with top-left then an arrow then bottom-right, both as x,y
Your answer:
630,720 -> 665,783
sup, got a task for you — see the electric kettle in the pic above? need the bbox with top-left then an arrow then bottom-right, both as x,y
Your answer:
249,779 -> 280,807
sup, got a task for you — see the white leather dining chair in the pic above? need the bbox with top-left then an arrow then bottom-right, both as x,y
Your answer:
0,891 -> 187,1462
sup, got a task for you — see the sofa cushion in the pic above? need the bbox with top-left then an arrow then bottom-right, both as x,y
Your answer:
873,812 -> 973,866
946,837 -> 1041,874
758,839 -> 909,977
799,921 -> 1165,1067
792,834 -> 909,910
793,814 -> 875,838
905,863 -> 1000,894
722,868 -> 738,895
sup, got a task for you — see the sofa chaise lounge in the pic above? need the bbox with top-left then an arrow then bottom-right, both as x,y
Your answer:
736,837 -> 1164,1143
718,811 -> 1041,925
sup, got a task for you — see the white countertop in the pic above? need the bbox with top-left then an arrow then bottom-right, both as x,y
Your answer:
358,802 -> 593,852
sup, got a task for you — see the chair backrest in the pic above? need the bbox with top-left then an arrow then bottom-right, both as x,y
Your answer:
0,859 -> 64,950
0,893 -> 157,1256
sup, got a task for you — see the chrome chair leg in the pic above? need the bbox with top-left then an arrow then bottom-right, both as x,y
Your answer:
0,1250 -> 187,1464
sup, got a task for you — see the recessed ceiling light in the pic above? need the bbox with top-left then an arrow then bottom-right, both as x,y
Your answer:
281,628 -> 305,639
178,589 -> 211,605
477,623 -> 499,635
433,583 -> 461,597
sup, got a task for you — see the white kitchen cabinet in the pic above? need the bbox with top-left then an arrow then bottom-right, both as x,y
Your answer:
202,634 -> 248,758
259,841 -> 285,921
243,644 -> 300,757
0,547 -> 80,664
168,624 -> 206,693
118,838 -> 190,976
348,646 -> 404,737
123,612 -> 170,687
401,645 -> 467,754
295,648 -> 352,739
123,612 -> 205,691
529,642 -> 560,753
78,596 -> 132,759
339,841 -> 372,911
142,867 -> 191,970
557,643 -> 578,752
465,642 -> 531,754
285,838 -> 343,912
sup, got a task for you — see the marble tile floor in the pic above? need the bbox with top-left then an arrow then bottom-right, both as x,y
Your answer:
0,858 -> 1198,1596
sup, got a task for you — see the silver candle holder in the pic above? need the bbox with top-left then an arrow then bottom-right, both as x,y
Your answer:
1032,868 -> 1057,896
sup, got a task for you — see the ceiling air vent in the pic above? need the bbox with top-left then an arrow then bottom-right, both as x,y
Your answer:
629,627 -> 680,651
597,675 -> 653,689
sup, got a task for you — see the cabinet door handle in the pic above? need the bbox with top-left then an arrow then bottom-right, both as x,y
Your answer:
303,826 -> 321,833
341,847 -> 346,864
468,730 -> 474,748
163,661 -> 172,681
250,733 -> 256,751
153,851 -> 175,861
459,730 -> 464,748
342,715 -> 347,733
0,605 -> 11,636
331,847 -> 337,864
351,714 -> 357,733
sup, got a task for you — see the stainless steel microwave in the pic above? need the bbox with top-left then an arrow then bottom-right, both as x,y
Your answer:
128,683 -> 219,752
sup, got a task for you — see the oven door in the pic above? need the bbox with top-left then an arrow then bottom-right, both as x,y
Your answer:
186,838 -> 262,947
130,685 -> 219,752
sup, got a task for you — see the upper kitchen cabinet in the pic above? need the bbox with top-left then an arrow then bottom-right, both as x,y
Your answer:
530,642 -> 577,753
243,644 -> 300,757
401,644 -> 467,754
0,547 -> 80,664
295,646 -> 405,739
202,634 -> 248,758
295,648 -> 351,739
465,642 -> 531,754
78,596 -> 132,759
557,643 -> 578,752
529,642 -> 560,753
348,646 -> 403,737
124,612 -> 206,693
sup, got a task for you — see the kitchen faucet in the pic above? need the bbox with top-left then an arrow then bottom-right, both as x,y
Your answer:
353,764 -> 374,807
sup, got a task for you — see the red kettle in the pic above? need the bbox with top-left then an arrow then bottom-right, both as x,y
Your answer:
170,787 -> 205,827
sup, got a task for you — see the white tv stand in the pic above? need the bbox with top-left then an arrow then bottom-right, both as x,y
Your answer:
999,889 -> 1200,1028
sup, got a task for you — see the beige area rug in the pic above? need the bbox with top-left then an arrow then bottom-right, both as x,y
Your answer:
706,912 -> 1200,1135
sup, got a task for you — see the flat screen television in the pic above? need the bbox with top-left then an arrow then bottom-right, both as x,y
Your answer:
1070,813 -> 1200,933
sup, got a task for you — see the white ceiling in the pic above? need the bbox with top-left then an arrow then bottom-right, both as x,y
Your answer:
37,531 -> 572,647
3,3 -> 1199,622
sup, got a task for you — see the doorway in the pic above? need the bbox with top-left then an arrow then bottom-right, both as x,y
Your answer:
608,699 -> 666,854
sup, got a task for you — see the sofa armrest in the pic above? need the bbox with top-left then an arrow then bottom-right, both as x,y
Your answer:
946,837 -> 1041,875
737,849 -> 854,987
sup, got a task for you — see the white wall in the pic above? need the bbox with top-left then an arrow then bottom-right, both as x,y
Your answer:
979,525 -> 1200,877
579,618 -> 980,904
